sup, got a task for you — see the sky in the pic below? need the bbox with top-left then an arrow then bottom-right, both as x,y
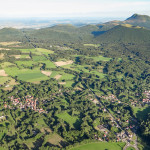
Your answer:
0,0 -> 150,19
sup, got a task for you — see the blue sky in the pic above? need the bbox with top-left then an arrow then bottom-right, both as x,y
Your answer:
0,0 -> 149,18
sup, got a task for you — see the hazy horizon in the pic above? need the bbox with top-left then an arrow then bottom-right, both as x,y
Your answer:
0,0 -> 149,18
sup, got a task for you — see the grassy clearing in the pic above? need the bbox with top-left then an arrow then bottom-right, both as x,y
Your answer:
64,64 -> 105,78
35,48 -> 54,55
0,76 -> 11,84
88,55 -> 111,62
32,55 -> 47,62
65,80 -> 75,87
41,60 -> 56,68
49,71 -> 75,81
133,105 -> 150,120
71,142 -> 125,150
84,44 -> 100,47
17,72 -> 49,82
15,60 -> 38,68
18,48 -> 54,55
44,133 -> 65,147
20,54 -> 30,59
60,73 -> 75,81
57,112 -> 79,128
1,62 -> 16,68
4,67 -> 49,82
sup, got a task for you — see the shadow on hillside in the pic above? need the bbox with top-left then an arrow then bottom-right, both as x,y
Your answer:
136,106 -> 150,121
92,31 -> 106,37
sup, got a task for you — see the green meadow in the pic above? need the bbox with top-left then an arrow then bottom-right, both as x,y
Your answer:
4,67 -> 49,82
18,48 -> 54,55
71,142 -> 125,150
57,112 -> 79,128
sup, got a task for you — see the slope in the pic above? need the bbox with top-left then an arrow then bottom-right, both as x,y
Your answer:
125,14 -> 150,29
95,25 -> 150,43
0,28 -> 25,42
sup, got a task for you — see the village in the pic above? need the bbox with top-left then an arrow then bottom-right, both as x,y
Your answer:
87,90 -> 140,146
1,87 -> 147,150
9,95 -> 47,113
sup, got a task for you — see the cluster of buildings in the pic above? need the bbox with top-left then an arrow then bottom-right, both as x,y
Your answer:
142,90 -> 150,103
10,95 -> 46,113
100,94 -> 120,103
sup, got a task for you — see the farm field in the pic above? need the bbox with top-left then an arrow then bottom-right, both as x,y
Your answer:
48,70 -> 75,87
41,60 -> 56,68
18,48 -> 54,55
87,55 -> 112,62
4,67 -> 49,82
0,44 -> 108,90
71,142 -> 125,150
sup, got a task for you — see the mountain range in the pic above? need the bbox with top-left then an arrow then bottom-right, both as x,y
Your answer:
0,14 -> 150,60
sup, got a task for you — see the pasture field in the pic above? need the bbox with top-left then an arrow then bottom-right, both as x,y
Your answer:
0,45 -> 108,89
57,112 -> 79,128
0,76 -> 11,84
16,59 -> 56,69
20,54 -> 30,58
40,60 -> 56,68
60,73 -> 75,81
32,55 -> 47,62
72,55 -> 111,62
47,70 -> 75,87
15,60 -> 38,68
83,44 -> 100,47
71,142 -> 125,150
63,64 -> 105,78
64,80 -> 75,87
18,48 -> 54,55
17,72 -> 49,82
87,55 -> 112,62
4,67 -> 49,82
1,62 -> 16,68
